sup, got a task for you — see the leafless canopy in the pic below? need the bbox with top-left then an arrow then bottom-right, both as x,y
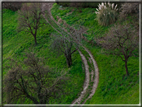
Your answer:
120,3 -> 139,18
97,23 -> 138,75
100,23 -> 138,57
3,52 -> 68,104
17,3 -> 43,45
49,17 -> 87,67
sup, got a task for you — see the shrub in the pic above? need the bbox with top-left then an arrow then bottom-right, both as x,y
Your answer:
2,2 -> 22,11
95,2 -> 118,26
56,2 -> 100,8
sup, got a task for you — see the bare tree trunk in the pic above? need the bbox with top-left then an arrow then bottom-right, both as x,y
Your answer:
65,53 -> 72,68
125,59 -> 129,76
34,35 -> 37,45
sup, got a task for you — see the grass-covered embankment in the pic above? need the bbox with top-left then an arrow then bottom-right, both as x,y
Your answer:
2,8 -> 85,104
51,3 -> 139,104
2,2 -> 139,104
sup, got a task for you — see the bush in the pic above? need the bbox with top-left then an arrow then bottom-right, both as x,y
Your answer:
2,2 -> 22,11
56,2 -> 100,8
95,2 -> 118,26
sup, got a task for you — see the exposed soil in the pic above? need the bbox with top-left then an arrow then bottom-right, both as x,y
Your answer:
70,50 -> 90,106
82,46 -> 99,104
41,3 -> 99,105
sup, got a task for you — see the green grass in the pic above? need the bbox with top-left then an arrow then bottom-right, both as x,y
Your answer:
84,43 -> 139,104
2,2 -> 139,104
2,8 -> 85,104
51,3 -> 139,104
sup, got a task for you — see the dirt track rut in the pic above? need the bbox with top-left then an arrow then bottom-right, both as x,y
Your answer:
41,3 -> 99,105
70,50 -> 90,106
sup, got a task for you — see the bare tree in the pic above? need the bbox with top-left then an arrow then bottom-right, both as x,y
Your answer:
97,23 -> 139,76
42,3 -> 87,67
17,3 -> 43,45
119,3 -> 139,30
42,3 -> 86,46
51,34 -> 77,68
3,52 -> 68,104
50,17 -> 87,67
119,3 -> 139,18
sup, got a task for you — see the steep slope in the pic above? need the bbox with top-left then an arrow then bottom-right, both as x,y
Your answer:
42,3 -> 100,105
2,8 -> 85,104
51,3 -> 139,104
2,2 -> 139,104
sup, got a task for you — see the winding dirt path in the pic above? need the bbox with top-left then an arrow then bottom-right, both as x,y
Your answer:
41,3 -> 99,105
82,46 -> 99,104
70,50 -> 90,106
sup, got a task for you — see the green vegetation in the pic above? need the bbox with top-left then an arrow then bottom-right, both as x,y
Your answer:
2,2 -> 139,104
51,3 -> 139,104
2,8 -> 85,104
57,2 -> 100,8
83,43 -> 139,104
95,3 -> 118,26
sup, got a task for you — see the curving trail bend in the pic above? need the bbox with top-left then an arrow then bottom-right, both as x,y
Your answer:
82,46 -> 99,104
41,3 -> 99,105
70,50 -> 90,106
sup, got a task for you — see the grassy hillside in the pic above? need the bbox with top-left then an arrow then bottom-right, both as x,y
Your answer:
51,3 -> 139,104
2,9 -> 85,104
2,2 -> 139,104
